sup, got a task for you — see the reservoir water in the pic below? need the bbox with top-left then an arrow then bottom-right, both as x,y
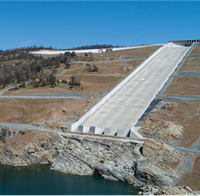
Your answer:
0,164 -> 138,195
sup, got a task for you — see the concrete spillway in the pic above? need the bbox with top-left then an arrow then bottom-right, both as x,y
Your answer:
74,44 -> 188,137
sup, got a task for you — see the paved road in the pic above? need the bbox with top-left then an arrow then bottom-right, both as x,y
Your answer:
0,91 -> 107,99
120,56 -> 149,61
176,72 -> 200,76
0,123 -> 50,131
164,94 -> 200,101
80,45 -> 188,136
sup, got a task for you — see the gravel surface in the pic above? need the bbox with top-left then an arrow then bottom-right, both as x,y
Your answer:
0,123 -> 50,131
0,91 -> 108,99
164,94 -> 200,101
176,72 -> 200,76
171,145 -> 200,154
10,91 -> 107,98
171,137 -> 200,171
189,54 -> 200,57
191,137 -> 200,150
120,56 -> 149,61
182,154 -> 193,171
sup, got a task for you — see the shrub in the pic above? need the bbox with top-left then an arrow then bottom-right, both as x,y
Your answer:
41,143 -> 45,148
19,130 -> 25,135
27,151 -> 33,155
100,160 -> 104,163
8,131 -> 11,137
1,127 -> 7,137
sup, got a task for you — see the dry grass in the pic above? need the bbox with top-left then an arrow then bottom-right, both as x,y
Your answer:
191,44 -> 200,55
0,98 -> 89,124
4,75 -> 123,95
179,57 -> 200,72
172,100 -> 200,148
165,76 -> 200,96
163,53 -> 200,148
63,59 -> 144,75
92,46 -> 161,60
0,129 -> 54,149
58,75 -> 124,94
159,161 -> 180,169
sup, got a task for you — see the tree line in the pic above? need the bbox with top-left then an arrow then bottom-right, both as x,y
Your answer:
68,44 -> 123,50
0,50 -> 77,89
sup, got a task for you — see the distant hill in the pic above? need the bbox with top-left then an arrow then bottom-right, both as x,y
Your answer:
68,44 -> 123,50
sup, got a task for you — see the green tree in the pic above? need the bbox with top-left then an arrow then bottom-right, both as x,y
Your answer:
69,76 -> 75,88
64,62 -> 70,69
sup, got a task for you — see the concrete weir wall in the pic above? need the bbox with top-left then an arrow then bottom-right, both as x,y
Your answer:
69,44 -> 168,132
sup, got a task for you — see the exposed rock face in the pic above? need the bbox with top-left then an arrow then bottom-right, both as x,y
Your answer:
0,129 -> 180,187
139,118 -> 183,146
142,139 -> 183,162
139,185 -> 200,195
0,130 -> 62,166
135,158 -> 178,186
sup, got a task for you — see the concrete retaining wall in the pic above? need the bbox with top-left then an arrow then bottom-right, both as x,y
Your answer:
69,44 -> 168,132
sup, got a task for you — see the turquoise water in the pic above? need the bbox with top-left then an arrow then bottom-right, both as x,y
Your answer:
0,164 -> 138,195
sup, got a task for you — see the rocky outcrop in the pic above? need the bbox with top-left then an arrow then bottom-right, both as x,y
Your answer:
139,118 -> 183,146
142,139 -> 183,162
139,185 -> 200,195
0,126 -> 21,140
0,129 -> 180,187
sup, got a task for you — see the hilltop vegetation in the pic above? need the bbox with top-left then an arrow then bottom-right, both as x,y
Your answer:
68,44 -> 122,50
0,48 -> 77,89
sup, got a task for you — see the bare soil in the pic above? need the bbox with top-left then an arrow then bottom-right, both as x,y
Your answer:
178,154 -> 200,190
0,98 -> 89,124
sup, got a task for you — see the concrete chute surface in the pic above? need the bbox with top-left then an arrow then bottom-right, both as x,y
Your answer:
70,43 -> 190,138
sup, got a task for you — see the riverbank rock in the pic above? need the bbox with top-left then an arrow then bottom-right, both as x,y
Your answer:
0,128 -> 180,187
139,185 -> 200,195
135,158 -> 178,186
142,139 -> 183,162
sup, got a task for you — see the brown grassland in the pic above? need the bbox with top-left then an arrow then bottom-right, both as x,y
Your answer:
190,44 -> 200,54
164,76 -> 200,96
161,44 -> 200,190
92,46 -> 161,60
4,75 -> 123,95
0,98 -> 88,124
63,59 -> 144,75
